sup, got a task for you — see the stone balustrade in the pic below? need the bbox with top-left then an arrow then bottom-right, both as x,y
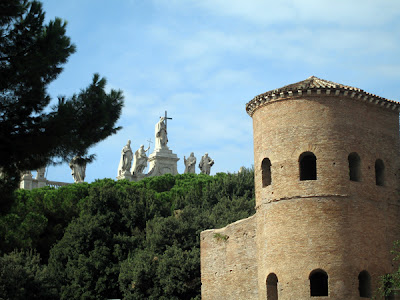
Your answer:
19,175 -> 70,190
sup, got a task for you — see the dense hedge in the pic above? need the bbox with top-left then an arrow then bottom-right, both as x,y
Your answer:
0,169 -> 255,299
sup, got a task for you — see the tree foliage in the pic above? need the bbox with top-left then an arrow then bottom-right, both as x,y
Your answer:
376,240 -> 400,299
0,0 -> 124,205
0,183 -> 89,262
0,250 -> 57,299
0,169 -> 255,299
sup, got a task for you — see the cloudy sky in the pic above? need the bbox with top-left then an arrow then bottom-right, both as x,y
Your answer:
38,0 -> 400,183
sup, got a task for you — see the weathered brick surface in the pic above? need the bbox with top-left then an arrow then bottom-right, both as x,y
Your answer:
253,96 -> 399,207
201,215 -> 258,300
252,95 -> 400,299
201,92 -> 400,300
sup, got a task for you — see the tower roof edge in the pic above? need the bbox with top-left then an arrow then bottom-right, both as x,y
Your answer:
245,76 -> 400,116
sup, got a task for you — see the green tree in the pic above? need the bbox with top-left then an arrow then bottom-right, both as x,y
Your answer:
119,246 -> 200,300
0,250 -> 57,300
3,170 -> 255,299
47,180 -> 142,299
376,240 -> 400,299
118,169 -> 255,299
0,183 -> 90,261
0,0 -> 124,206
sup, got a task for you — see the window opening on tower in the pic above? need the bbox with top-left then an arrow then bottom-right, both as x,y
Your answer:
299,152 -> 317,180
348,152 -> 361,181
358,270 -> 371,298
375,159 -> 385,186
266,273 -> 278,300
309,269 -> 328,297
262,158 -> 272,187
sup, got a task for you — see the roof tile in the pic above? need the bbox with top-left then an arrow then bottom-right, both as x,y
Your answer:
245,76 -> 399,116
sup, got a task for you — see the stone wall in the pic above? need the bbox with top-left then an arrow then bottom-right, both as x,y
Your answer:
201,215 -> 258,300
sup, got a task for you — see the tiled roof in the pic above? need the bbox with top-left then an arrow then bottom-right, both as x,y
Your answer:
246,76 -> 400,116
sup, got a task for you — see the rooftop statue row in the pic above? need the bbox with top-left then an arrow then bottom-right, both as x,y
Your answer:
118,141 -> 150,177
117,113 -> 214,181
198,153 -> 214,175
20,112 -> 215,189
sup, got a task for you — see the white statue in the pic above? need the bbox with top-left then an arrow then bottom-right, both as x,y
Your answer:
69,155 -> 86,183
199,153 -> 214,175
36,167 -> 46,179
155,117 -> 168,149
184,152 -> 197,174
118,140 -> 133,176
22,170 -> 32,178
133,145 -> 150,175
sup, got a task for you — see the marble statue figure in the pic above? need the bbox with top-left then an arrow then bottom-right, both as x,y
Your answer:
155,117 -> 168,149
22,170 -> 32,178
184,152 -> 197,174
118,140 -> 133,176
199,153 -> 214,175
36,167 -> 45,179
133,145 -> 150,174
69,155 -> 86,183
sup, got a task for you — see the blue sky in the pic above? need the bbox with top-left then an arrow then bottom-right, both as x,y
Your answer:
38,0 -> 400,183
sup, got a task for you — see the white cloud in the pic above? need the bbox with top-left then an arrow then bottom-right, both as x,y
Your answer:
186,0 -> 400,27
147,0 -> 400,73
43,0 -> 400,183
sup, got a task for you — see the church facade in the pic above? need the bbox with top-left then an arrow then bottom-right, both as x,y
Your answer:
200,76 -> 400,299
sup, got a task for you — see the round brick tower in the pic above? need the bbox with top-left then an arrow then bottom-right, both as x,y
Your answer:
246,76 -> 400,299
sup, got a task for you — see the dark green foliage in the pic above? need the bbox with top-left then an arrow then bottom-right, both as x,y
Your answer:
119,169 -> 255,299
0,250 -> 57,300
1,168 -> 255,299
0,183 -> 89,261
0,0 -> 124,206
120,246 -> 201,300
376,240 -> 400,299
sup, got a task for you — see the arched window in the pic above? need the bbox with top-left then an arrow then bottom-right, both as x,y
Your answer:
348,152 -> 361,181
310,269 -> 328,297
299,152 -> 317,181
375,159 -> 385,186
358,270 -> 371,298
266,273 -> 278,300
262,158 -> 272,187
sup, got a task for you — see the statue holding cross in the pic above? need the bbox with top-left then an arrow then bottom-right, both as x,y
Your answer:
155,111 -> 172,150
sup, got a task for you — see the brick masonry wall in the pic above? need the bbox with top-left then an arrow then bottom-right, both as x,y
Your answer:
253,96 -> 399,207
200,94 -> 400,300
253,95 -> 400,299
201,215 -> 258,300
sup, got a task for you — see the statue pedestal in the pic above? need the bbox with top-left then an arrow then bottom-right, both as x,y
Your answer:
131,173 -> 147,182
20,173 -> 33,190
117,171 -> 132,181
37,178 -> 47,188
147,146 -> 179,177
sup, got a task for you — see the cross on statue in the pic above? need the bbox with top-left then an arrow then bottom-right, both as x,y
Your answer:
147,138 -> 153,149
163,110 -> 172,130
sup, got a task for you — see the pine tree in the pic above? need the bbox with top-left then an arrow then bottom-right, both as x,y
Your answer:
0,0 -> 124,205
